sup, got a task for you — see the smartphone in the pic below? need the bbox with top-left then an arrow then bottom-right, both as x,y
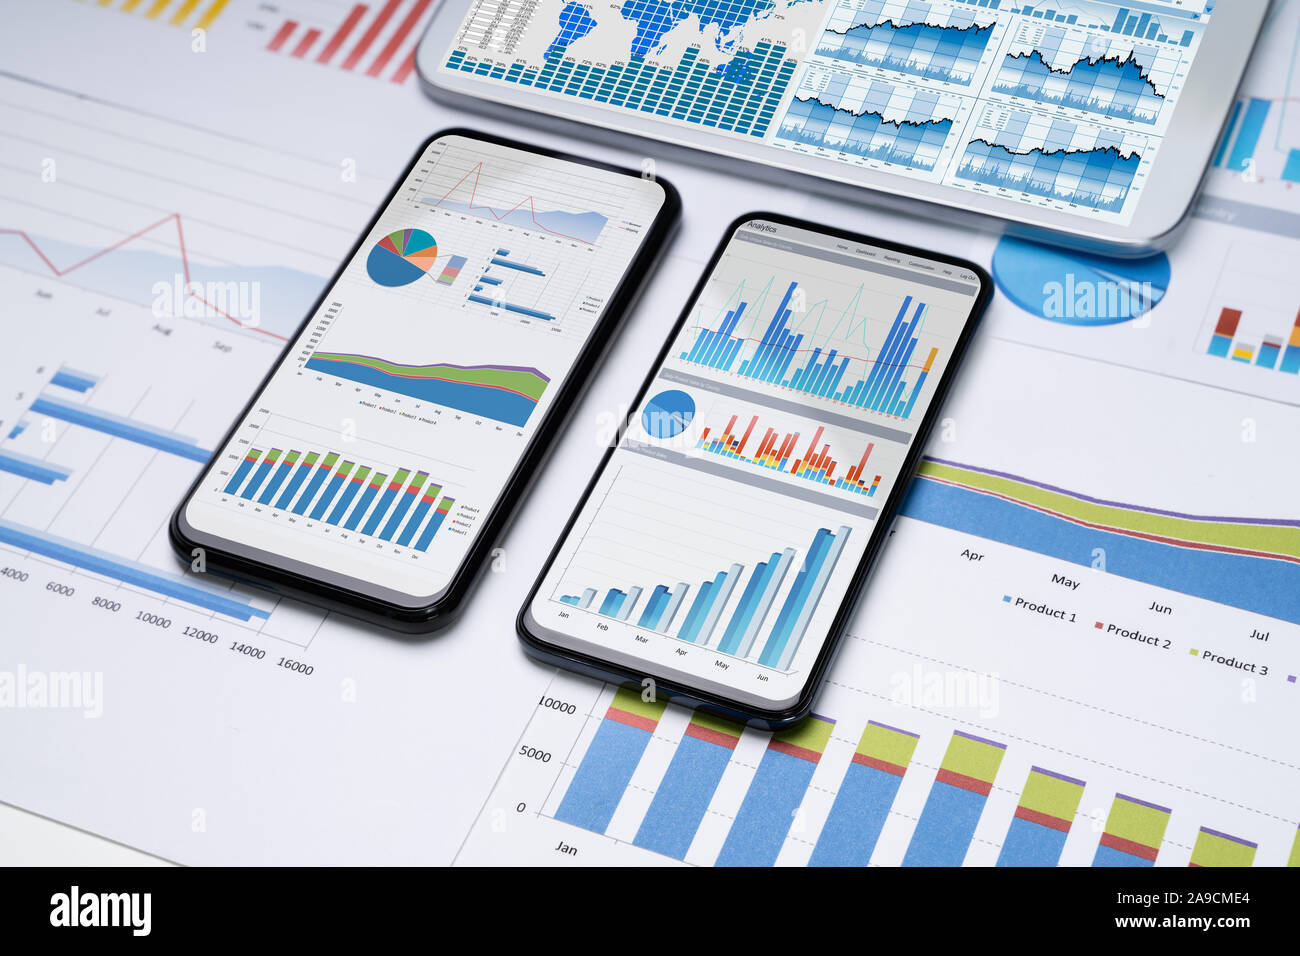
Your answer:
171,129 -> 679,631
518,213 -> 990,726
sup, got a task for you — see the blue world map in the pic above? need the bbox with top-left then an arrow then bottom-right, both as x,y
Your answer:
544,0 -> 783,62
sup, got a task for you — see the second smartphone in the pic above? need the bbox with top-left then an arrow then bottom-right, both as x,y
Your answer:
519,213 -> 991,727
171,129 -> 678,631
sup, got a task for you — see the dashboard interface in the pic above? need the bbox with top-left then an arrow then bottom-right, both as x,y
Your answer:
440,0 -> 1214,226
185,134 -> 668,602
529,218 -> 985,708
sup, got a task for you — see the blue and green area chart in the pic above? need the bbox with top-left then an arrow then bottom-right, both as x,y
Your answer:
445,0 -> 811,137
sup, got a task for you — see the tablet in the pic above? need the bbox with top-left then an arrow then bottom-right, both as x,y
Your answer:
417,0 -> 1267,252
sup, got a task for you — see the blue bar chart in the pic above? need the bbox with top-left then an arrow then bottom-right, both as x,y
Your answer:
557,522 -> 849,670
30,392 -> 213,463
679,280 -> 941,419
219,445 -> 455,553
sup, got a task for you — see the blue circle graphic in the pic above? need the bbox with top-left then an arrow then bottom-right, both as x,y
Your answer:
992,237 -> 1171,326
642,390 -> 695,439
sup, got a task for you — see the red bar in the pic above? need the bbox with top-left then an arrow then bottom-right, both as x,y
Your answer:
755,429 -> 775,460
802,426 -> 824,463
342,0 -> 402,71
292,28 -> 321,58
719,415 -> 737,446
818,445 -> 831,470
366,0 -> 432,77
267,19 -> 297,51
735,415 -> 758,456
698,427 -> 711,444
776,434 -> 796,463
317,3 -> 368,64
391,46 -> 418,83
1213,307 -> 1242,337
856,441 -> 874,472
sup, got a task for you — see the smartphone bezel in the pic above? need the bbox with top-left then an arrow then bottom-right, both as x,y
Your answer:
169,127 -> 681,633
517,211 -> 992,726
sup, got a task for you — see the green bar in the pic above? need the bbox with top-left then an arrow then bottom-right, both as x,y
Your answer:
1189,828 -> 1257,867
351,466 -> 372,484
263,448 -> 283,464
365,471 -> 384,488
1018,768 -> 1085,822
1105,795 -> 1171,850
334,461 -> 354,479
609,686 -> 668,724
301,452 -> 320,467
435,496 -> 454,514
774,714 -> 834,755
858,721 -> 918,768
1289,827 -> 1300,867
941,731 -> 1006,784
245,447 -> 263,461
282,450 -> 301,465
389,468 -> 410,487
319,452 -> 339,469
689,709 -> 744,741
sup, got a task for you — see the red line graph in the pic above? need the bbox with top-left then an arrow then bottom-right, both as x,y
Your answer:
428,162 -> 596,244
0,215 -> 289,342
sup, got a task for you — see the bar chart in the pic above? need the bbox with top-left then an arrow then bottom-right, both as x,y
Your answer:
443,39 -> 798,139
1205,305 -> 1300,374
693,410 -> 883,497
678,280 -> 942,420
466,249 -> 558,322
479,670 -> 1288,868
219,444 -> 457,553
557,521 -> 851,670
259,0 -> 436,84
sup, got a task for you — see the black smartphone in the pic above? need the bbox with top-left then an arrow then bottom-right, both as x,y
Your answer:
518,213 -> 990,726
171,128 -> 679,632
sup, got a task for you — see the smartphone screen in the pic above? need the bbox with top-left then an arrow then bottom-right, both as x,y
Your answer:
524,216 -> 987,714
179,133 -> 669,609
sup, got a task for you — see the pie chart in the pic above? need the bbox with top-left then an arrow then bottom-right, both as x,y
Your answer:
642,390 -> 695,439
992,237 -> 1169,326
366,228 -> 438,287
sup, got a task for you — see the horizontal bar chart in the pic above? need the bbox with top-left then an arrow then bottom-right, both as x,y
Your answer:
0,519 -> 268,621
30,392 -> 213,463
0,448 -> 73,485
220,446 -> 454,552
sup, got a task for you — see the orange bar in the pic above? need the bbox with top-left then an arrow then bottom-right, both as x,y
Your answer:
922,347 -> 938,373
318,3 -> 367,64
1290,306 -> 1300,347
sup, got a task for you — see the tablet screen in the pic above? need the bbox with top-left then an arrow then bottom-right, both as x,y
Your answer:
438,0 -> 1214,226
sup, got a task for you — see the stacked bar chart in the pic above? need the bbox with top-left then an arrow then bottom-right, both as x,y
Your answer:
996,766 -> 1086,866
444,40 -> 797,138
697,414 -> 882,497
1206,305 -> 1300,374
715,716 -> 835,866
554,688 -> 668,833
902,731 -> 1007,866
437,255 -> 467,285
632,711 -> 744,860
220,446 -> 454,552
557,524 -> 850,671
538,700 -> 1290,867
1092,793 -> 1171,866
1188,827 -> 1258,867
679,284 -> 940,419
808,720 -> 918,867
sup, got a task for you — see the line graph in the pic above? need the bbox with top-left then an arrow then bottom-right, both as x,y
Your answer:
776,67 -> 960,169
815,1 -> 997,85
993,50 -> 1166,124
954,107 -> 1146,213
0,216 -> 289,342
419,161 -> 609,245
